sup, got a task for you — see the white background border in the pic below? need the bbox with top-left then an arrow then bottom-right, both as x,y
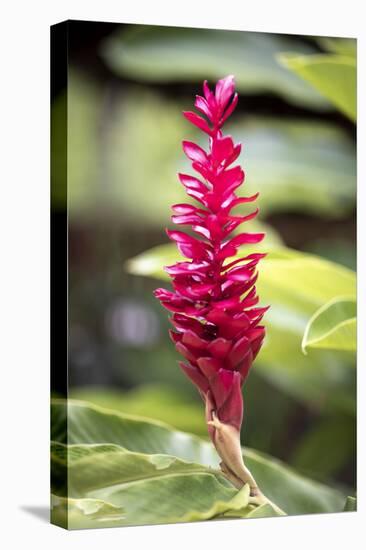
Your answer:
1,1 -> 364,548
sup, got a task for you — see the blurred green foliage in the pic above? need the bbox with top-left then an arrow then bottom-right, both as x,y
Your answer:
279,37 -> 356,121
101,26 -> 330,108
302,297 -> 356,353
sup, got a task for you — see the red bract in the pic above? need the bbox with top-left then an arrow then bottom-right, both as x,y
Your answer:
154,75 -> 267,441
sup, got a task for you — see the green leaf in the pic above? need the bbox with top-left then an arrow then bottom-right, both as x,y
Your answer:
344,496 -> 357,512
52,481 -> 250,529
90,474 -> 251,527
69,385 -> 208,437
317,37 -> 356,58
51,494 -> 127,529
126,245 -> 356,411
51,398 -> 217,465
52,400 -> 346,516
257,250 -> 355,310
51,411 -> 255,527
302,297 -> 356,353
51,441 -> 223,498
245,503 -> 281,518
68,383 -> 354,489
51,442 -> 255,527
244,448 -> 345,516
278,53 -> 356,121
101,26 -> 329,109
255,251 -> 355,410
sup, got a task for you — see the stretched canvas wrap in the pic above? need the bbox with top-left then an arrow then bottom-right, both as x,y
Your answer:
50,20 -> 357,530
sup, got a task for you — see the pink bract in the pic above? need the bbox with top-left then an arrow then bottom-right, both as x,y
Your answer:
154,75 -> 267,439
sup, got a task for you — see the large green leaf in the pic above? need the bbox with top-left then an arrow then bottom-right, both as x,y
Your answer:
51,442 -> 256,527
101,26 -> 329,109
51,441 -> 222,497
51,400 -> 345,517
51,398 -> 215,465
88,475 -> 251,527
302,297 -> 356,353
51,494 -> 127,529
278,53 -> 356,121
52,482 -> 251,529
126,244 -> 356,411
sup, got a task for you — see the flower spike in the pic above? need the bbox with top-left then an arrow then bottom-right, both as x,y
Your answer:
154,75 -> 268,498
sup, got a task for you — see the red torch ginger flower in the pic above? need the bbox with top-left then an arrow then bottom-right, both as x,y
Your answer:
154,75 -> 268,495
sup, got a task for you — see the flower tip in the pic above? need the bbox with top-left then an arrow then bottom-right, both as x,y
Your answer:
215,75 -> 237,115
203,79 -> 213,100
